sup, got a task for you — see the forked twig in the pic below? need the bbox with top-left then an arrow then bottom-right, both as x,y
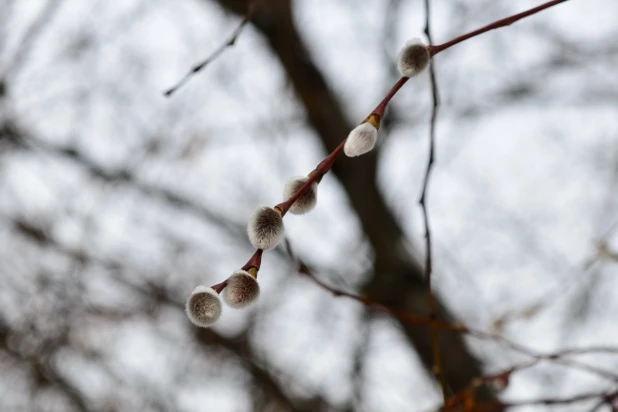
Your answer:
164,1 -> 259,97
282,238 -> 618,385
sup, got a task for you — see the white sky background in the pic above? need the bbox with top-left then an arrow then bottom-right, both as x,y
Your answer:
0,0 -> 617,411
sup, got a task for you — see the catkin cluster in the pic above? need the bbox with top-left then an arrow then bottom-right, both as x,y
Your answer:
185,175 -> 319,327
186,38 -> 430,328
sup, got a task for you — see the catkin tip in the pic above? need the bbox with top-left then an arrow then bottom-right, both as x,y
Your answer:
186,285 -> 222,328
397,38 -> 430,78
283,176 -> 318,215
222,270 -> 260,308
344,123 -> 378,157
247,206 -> 285,249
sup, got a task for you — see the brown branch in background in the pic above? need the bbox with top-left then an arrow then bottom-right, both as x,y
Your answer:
163,0 -> 259,97
1,122 -> 244,238
444,348 -> 618,410
470,387 -> 618,412
0,322 -> 91,412
5,215 -> 307,411
281,238 -> 618,385
9,210 -> 618,395
489,226 -> 616,333
282,239 -> 456,330
1,0 -> 63,80
428,0 -> 570,57
591,391 -> 618,412
421,0 -> 447,402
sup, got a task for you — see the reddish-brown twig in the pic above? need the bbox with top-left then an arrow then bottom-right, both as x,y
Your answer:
273,0 -> 571,250
428,0 -> 570,57
282,238 -> 618,385
195,0 -> 572,232
241,248 -> 263,272
274,79 -> 405,217
283,238 -> 463,331
471,387 -> 618,412
444,348 -> 618,410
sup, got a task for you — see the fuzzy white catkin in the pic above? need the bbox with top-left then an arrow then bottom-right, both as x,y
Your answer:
344,123 -> 378,157
247,206 -> 284,250
185,285 -> 222,328
282,176 -> 318,215
397,38 -> 430,78
222,270 -> 260,308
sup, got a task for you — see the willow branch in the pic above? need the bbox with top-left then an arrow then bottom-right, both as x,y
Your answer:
259,0 -> 574,264
201,0 -> 595,384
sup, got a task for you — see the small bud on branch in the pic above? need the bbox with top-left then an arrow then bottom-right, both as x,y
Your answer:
185,285 -> 222,328
344,114 -> 381,158
222,270 -> 260,308
247,206 -> 285,250
283,176 -> 318,215
397,38 -> 430,78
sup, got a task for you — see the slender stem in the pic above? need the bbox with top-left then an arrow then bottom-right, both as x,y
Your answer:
276,140 -> 346,215
429,0 -> 570,56
241,248 -> 263,271
284,238 -> 460,330
422,0 -> 447,403
278,1 -> 573,218
473,388 -> 618,412
282,238 -> 618,387
446,346 -> 618,409
372,76 -> 409,117
210,280 -> 229,294
277,77 -> 410,215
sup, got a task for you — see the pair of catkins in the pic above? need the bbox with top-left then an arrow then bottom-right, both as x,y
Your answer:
186,176 -> 317,327
186,38 -> 430,328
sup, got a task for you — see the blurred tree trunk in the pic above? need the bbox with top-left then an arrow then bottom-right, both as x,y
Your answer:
211,0 -> 495,400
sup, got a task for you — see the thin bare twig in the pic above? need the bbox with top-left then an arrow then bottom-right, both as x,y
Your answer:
1,122 -> 244,238
2,0 -> 63,79
282,238 -> 618,385
429,0 -> 570,56
590,390 -> 618,412
283,238 -> 458,330
163,1 -> 259,97
421,0 -> 447,402
443,348 -> 618,410
13,211 -> 618,393
472,387 -> 618,411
